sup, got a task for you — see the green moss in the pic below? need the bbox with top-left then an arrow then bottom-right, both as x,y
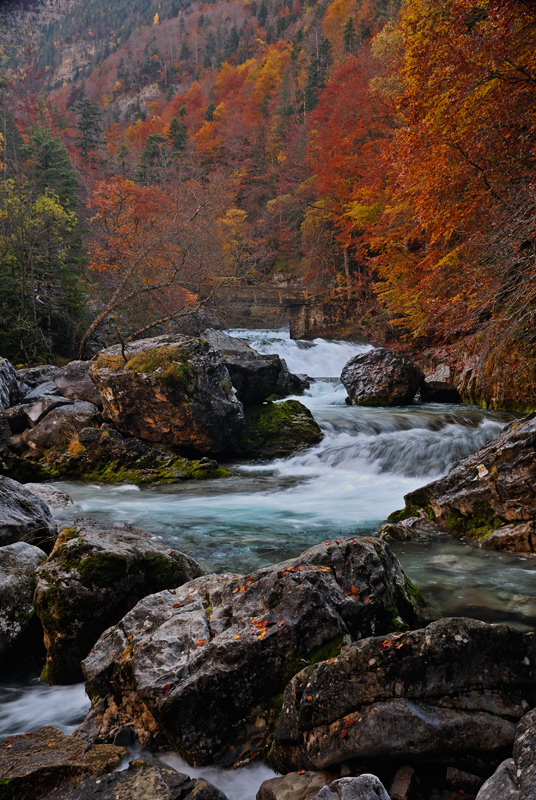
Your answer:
307,635 -> 344,665
387,490 -> 435,524
92,354 -> 126,370
0,777 -> 24,800
77,552 -> 126,588
236,400 -> 322,458
444,501 -> 503,540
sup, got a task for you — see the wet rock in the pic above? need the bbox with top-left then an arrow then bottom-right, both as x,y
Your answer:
313,775 -> 390,800
23,401 -> 100,451
39,426 -> 229,484
0,726 -> 125,800
234,400 -> 323,458
203,329 -> 303,405
257,770 -> 336,800
0,356 -> 19,411
475,759 -> 518,800
91,335 -> 244,454
420,380 -> 461,404
480,523 -> 536,554
0,476 -> 57,548
34,518 -> 206,684
0,541 -> 46,665
393,414 -> 536,549
60,757 -> 229,800
272,618 -> 536,774
23,483 -> 74,511
80,537 -> 425,765
377,516 -> 442,542
341,349 -> 424,407
479,707 -> 536,799
54,360 -> 102,406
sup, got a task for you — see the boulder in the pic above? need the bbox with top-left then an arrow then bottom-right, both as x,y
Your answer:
59,757 -> 229,800
80,537 -> 425,765
392,414 -> 536,549
0,356 -> 19,411
272,618 -> 536,774
0,541 -> 46,665
313,776 -> 390,800
23,483 -> 74,511
0,727 -> 125,800
0,476 -> 57,548
54,360 -> 102,406
23,380 -> 61,400
341,349 -> 424,407
234,400 -> 323,458
0,403 -> 32,435
420,380 -> 461,404
203,329 -> 303,405
26,395 -> 72,426
34,518 -> 207,684
257,771 -> 336,800
17,364 -> 59,388
475,707 -> 536,800
39,426 -> 229,484
90,335 -> 244,454
22,401 -> 100,451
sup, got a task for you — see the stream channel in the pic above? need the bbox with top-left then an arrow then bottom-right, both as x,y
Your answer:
2,329 -> 536,798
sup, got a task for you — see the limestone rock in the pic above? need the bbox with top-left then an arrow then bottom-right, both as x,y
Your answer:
0,726 -> 125,800
0,476 -> 57,548
23,483 -> 74,511
272,618 -> 536,774
59,757 -> 229,800
80,537 -> 425,765
26,395 -> 73,426
257,770 -> 336,800
0,541 -> 46,665
34,518 -> 207,684
313,776 -> 390,800
54,360 -> 102,406
0,356 -> 19,411
23,401 -> 100,451
341,349 -> 424,407
234,400 -> 323,458
17,364 -> 59,388
91,335 -> 244,454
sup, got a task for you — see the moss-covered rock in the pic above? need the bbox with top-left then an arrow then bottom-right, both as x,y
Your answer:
34,518 -> 207,685
233,400 -> 322,458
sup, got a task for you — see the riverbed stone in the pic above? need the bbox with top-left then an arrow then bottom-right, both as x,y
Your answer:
23,483 -> 74,511
54,360 -> 102,406
34,518 -> 207,684
59,757 -> 229,800
313,776 -> 390,800
234,400 -> 323,458
0,356 -> 18,411
479,708 -> 536,800
22,401 -> 100,451
391,414 -> 536,550
0,726 -> 125,800
272,618 -> 536,774
0,476 -> 57,548
90,334 -> 244,454
341,349 -> 424,407
0,541 -> 46,665
80,536 -> 425,765
257,770 -> 336,800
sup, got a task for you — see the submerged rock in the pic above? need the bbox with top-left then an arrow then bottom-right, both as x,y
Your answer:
91,334 -> 244,454
390,414 -> 536,550
0,476 -> 57,549
341,349 -> 424,407
272,618 -> 536,774
34,518 -> 206,684
0,726 -> 125,800
60,757 -> 229,800
80,537 -> 425,765
234,400 -> 323,458
0,541 -> 46,666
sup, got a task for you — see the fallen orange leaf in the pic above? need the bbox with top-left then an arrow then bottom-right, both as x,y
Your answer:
195,639 -> 206,646
340,728 -> 348,738
234,634 -> 240,640
296,770 -> 307,775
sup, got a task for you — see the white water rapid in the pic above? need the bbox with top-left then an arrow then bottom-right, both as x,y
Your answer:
2,329 -> 536,799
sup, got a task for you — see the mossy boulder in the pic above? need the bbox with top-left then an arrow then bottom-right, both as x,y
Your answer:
79,536 -> 425,766
91,334 -> 244,454
234,400 -> 322,458
388,414 -> 536,551
0,541 -> 46,668
34,518 -> 207,685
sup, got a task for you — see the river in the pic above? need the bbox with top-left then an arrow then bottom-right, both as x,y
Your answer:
2,329 -> 535,798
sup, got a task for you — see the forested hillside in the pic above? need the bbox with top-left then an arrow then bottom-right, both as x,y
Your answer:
0,0 -> 535,405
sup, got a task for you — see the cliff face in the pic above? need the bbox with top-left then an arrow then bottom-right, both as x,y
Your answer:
0,0 -> 83,68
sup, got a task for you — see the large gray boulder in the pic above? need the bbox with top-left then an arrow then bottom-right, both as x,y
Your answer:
393,414 -> 536,551
0,541 -> 46,665
0,356 -> 19,411
34,518 -> 207,684
202,329 -> 304,405
80,537 -> 425,765
22,401 -> 100,451
0,727 -> 125,800
272,618 -> 536,774
0,476 -> 57,548
476,708 -> 536,800
54,360 -> 102,406
257,770 -> 337,800
90,334 -> 244,454
341,349 -> 424,406
60,757 -> 229,800
313,776 -> 390,800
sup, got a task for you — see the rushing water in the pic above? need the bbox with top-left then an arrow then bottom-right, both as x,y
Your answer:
2,329 -> 535,799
